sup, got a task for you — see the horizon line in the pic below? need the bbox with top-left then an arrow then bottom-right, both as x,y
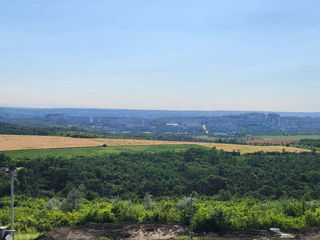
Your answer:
1,105 -> 320,114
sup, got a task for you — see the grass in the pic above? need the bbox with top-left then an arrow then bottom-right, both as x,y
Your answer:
254,134 -> 320,140
3,143 -> 308,161
0,134 -> 308,159
4,144 -> 206,160
15,232 -> 40,240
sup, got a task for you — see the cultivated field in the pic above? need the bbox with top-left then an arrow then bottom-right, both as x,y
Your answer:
4,145 -> 207,160
254,134 -> 320,140
246,139 -> 300,145
246,134 -> 320,145
0,135 -> 307,154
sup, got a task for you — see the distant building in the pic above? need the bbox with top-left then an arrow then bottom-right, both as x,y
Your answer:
267,113 -> 281,127
166,123 -> 179,126
45,113 -> 66,124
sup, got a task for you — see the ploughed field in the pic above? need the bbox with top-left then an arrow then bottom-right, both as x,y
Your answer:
246,138 -> 300,145
0,134 -> 307,153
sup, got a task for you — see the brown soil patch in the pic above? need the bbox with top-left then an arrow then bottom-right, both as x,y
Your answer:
203,228 -> 320,239
246,139 -> 300,145
35,222 -> 187,240
34,223 -> 320,240
0,135 -> 307,154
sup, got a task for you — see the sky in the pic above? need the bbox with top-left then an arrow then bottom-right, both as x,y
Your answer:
0,0 -> 319,112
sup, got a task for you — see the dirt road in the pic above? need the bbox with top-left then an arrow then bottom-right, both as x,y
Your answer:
35,223 -> 320,240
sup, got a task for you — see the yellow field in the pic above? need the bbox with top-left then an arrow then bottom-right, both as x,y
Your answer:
0,135 -> 308,154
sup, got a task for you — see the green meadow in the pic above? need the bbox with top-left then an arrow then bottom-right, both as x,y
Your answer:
3,144 -> 207,160
255,134 -> 320,140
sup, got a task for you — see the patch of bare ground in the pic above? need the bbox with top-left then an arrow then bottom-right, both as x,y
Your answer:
246,139 -> 300,145
35,222 -> 187,240
35,224 -> 320,240
288,227 -> 320,240
202,228 -> 320,239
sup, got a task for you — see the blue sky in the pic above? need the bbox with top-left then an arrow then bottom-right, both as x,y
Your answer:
0,0 -> 319,111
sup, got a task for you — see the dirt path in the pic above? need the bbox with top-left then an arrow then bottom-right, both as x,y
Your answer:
35,223 -> 320,240
35,222 -> 187,240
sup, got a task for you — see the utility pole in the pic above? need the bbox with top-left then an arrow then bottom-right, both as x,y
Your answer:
0,168 -> 15,240
190,197 -> 193,240
10,171 -> 14,240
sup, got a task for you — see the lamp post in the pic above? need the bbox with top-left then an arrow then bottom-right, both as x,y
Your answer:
0,168 -> 16,240
190,197 -> 193,240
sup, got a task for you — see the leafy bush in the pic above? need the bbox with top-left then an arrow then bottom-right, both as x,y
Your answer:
45,198 -> 61,211
143,193 -> 157,210
194,205 -> 232,231
61,185 -> 85,211
281,200 -> 306,217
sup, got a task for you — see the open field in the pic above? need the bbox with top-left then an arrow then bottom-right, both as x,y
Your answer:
254,134 -> 320,140
246,139 -> 300,145
247,134 -> 320,145
0,134 -> 307,154
4,145 -> 206,160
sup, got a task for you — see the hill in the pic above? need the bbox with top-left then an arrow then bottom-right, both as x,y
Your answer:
1,148 -> 318,199
0,134 -> 306,153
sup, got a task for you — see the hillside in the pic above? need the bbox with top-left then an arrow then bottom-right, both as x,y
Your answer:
2,108 -> 320,138
1,148 -> 318,198
0,134 -> 306,153
2,148 -> 320,239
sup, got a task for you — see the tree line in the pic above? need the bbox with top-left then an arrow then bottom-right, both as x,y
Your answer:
1,148 -> 320,200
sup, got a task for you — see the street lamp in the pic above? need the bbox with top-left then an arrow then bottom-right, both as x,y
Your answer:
0,168 -> 16,240
190,197 -> 194,240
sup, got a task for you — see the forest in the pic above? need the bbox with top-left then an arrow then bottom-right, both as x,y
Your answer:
2,148 -> 320,237
1,148 -> 320,199
299,139 -> 320,149
0,122 -> 99,138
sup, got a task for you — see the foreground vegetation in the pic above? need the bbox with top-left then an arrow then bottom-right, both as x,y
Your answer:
1,147 -> 320,238
2,196 -> 320,236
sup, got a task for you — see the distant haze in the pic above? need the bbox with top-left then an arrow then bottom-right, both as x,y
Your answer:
1,1 -> 320,111
1,107 -> 320,119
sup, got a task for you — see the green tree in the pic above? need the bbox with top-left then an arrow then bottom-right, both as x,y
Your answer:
61,184 -> 85,211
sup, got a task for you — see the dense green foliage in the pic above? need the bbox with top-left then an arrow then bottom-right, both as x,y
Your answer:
0,122 -> 58,135
2,147 -> 320,236
299,139 -> 320,149
1,149 -> 320,199
251,132 -> 320,138
0,122 -> 98,138
2,196 -> 320,234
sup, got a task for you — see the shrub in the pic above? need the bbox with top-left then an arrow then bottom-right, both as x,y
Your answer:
194,205 -> 232,231
282,200 -> 306,217
61,185 -> 85,211
45,198 -> 62,211
143,193 -> 157,210
305,208 -> 320,226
